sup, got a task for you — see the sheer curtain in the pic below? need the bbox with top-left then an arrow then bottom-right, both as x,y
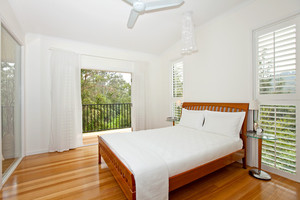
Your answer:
49,49 -> 82,152
131,62 -> 146,131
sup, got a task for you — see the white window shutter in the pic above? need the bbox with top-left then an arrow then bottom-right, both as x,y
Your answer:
171,60 -> 183,123
260,105 -> 296,174
254,15 -> 300,180
258,24 -> 296,95
172,61 -> 183,98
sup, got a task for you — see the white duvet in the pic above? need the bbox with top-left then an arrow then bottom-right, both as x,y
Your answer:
101,126 -> 243,200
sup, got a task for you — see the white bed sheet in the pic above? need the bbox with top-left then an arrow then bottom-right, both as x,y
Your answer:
102,126 -> 243,176
101,126 -> 243,199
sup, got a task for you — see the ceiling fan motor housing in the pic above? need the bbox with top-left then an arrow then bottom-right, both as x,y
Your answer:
133,1 -> 146,12
126,0 -> 184,28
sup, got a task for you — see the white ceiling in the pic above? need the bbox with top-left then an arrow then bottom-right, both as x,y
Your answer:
8,0 -> 248,55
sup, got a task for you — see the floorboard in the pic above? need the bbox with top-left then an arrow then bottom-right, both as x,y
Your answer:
2,158 -> 16,175
82,128 -> 131,145
1,145 -> 299,200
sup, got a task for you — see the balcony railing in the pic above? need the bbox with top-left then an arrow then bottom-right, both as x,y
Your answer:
82,103 -> 131,133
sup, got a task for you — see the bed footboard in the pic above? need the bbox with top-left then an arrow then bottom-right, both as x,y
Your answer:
98,136 -> 136,200
169,149 -> 245,191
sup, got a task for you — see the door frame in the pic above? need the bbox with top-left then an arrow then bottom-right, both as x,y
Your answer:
0,19 -> 25,187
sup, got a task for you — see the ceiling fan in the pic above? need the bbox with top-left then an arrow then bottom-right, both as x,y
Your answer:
124,0 -> 184,28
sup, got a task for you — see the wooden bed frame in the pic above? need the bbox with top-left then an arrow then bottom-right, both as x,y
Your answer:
98,102 -> 249,200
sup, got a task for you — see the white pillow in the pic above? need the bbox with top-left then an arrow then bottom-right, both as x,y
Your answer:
203,110 -> 245,139
179,108 -> 205,130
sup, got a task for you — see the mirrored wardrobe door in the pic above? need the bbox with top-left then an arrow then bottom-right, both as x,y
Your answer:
1,25 -> 22,180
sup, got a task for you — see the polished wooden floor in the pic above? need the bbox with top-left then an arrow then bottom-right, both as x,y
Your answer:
82,134 -> 99,145
2,158 -> 16,175
82,128 -> 131,145
1,144 -> 299,200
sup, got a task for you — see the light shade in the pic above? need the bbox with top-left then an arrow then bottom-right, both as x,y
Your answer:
181,12 -> 197,55
176,100 -> 182,107
249,100 -> 259,110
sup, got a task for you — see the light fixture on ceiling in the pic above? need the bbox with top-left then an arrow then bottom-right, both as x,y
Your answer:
123,0 -> 184,29
181,11 -> 197,55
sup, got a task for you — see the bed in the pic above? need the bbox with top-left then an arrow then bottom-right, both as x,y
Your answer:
98,102 -> 249,200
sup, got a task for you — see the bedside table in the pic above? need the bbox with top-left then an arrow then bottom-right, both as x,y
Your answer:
247,131 -> 277,180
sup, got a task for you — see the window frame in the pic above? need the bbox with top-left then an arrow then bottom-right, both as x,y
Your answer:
253,14 -> 300,182
170,59 -> 183,121
254,15 -> 300,101
258,101 -> 299,181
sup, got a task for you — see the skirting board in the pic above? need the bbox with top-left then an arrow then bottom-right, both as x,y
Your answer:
25,148 -> 48,156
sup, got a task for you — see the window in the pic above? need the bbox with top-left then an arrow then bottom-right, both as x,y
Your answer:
172,61 -> 183,98
258,25 -> 296,95
171,60 -> 183,123
254,15 -> 299,181
260,105 -> 296,174
172,102 -> 182,122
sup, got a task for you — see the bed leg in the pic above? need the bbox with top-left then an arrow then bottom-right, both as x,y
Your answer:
242,157 -> 247,169
98,136 -> 101,164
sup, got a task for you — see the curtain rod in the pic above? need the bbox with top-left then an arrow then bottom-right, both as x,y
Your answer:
48,48 -> 135,63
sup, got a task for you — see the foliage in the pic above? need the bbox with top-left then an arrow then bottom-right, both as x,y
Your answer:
81,70 -> 131,133
81,70 -> 131,104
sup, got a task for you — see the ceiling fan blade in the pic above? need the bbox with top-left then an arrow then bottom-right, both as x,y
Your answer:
127,9 -> 140,28
145,0 -> 184,11
123,0 -> 135,5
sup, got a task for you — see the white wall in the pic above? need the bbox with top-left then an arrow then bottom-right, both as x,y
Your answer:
25,34 -> 165,155
160,0 -> 300,166
0,0 -> 24,43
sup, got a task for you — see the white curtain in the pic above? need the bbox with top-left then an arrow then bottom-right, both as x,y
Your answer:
131,62 -> 146,131
49,49 -> 83,152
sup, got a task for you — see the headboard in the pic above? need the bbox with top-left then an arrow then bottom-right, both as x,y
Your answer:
182,102 -> 249,156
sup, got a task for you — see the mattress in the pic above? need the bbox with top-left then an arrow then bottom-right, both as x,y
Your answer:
101,125 -> 243,177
